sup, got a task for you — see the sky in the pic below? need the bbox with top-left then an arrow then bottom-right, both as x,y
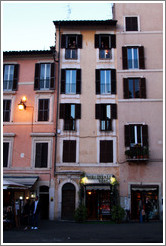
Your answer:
2,1 -> 113,51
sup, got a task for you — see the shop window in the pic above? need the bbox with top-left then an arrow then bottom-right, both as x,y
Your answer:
35,143 -> 48,168
38,99 -> 50,121
3,100 -> 11,122
61,69 -> 81,94
95,104 -> 117,131
122,46 -> 145,70
34,63 -> 55,90
63,140 -> 76,163
100,140 -> 113,163
95,69 -> 116,95
3,64 -> 19,91
123,78 -> 146,99
125,17 -> 138,31
60,103 -> 81,131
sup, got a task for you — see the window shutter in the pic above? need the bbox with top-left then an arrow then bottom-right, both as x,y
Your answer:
75,104 -> 81,119
139,46 -> 145,69
50,63 -> 55,89
95,34 -> 100,48
111,69 -> 116,94
132,17 -> 138,31
34,63 -> 40,90
3,142 -> 9,167
140,78 -> 146,98
42,143 -> 48,167
111,34 -> 116,48
59,104 -> 66,119
35,143 -> 41,167
123,78 -> 129,99
76,69 -> 81,94
95,104 -> 101,119
96,69 -> 100,94
61,69 -> 66,94
70,140 -> 76,162
12,64 -> 19,91
125,125 -> 130,147
111,104 -> 117,119
122,47 -> 128,69
61,34 -> 66,48
77,35 -> 82,48
142,125 -> 148,146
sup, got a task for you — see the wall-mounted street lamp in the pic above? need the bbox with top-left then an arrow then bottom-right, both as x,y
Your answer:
18,96 -> 27,111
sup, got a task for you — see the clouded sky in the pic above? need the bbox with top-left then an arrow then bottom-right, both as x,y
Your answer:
2,1 -> 113,51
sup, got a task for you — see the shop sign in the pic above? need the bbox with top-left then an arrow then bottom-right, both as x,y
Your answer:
86,174 -> 113,184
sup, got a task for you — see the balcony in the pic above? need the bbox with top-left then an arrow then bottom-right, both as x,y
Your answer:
125,145 -> 149,162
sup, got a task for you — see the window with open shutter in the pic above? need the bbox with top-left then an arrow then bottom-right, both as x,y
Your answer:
122,46 -> 145,70
3,64 -> 19,91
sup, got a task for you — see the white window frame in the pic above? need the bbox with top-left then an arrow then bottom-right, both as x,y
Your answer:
124,15 -> 140,32
127,47 -> 139,69
31,135 -> 53,169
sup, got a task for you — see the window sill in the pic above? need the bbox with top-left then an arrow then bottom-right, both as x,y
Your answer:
3,91 -> 16,95
35,90 -> 55,94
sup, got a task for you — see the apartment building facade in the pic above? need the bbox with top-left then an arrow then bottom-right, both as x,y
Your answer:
3,50 -> 57,220
53,20 -> 118,220
115,3 -> 163,220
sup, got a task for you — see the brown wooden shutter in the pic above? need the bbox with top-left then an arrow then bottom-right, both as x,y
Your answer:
61,69 -> 66,94
34,63 -> 40,90
139,46 -> 145,69
63,140 -> 76,163
140,78 -> 146,98
61,34 -> 66,48
95,34 -> 100,48
50,63 -> 55,89
3,143 -> 9,167
125,125 -> 130,147
95,104 -> 101,119
77,35 -> 82,48
12,64 -> 19,91
111,69 -> 116,94
100,140 -> 113,163
142,125 -> 148,146
123,78 -> 129,99
122,47 -> 128,69
76,69 -> 81,94
111,104 -> 117,119
111,34 -> 116,48
75,104 -> 81,119
60,104 -> 66,119
96,69 -> 100,94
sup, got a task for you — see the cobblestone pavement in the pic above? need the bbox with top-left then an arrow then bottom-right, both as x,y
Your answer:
3,220 -> 163,244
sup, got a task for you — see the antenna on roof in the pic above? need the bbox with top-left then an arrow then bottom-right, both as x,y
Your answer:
66,3 -> 71,20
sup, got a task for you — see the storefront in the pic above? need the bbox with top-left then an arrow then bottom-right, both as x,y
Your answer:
130,185 -> 159,220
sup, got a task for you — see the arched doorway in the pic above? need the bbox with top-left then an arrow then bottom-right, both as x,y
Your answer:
61,183 -> 75,220
39,186 -> 49,220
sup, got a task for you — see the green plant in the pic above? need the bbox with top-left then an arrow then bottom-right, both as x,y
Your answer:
74,204 -> 87,223
111,205 -> 125,223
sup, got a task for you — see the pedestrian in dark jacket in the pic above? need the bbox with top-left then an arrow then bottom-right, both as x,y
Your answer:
145,197 -> 151,222
31,196 -> 40,230
23,199 -> 30,230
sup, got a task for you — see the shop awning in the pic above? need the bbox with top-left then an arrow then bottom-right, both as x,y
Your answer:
3,179 -> 27,189
3,176 -> 39,189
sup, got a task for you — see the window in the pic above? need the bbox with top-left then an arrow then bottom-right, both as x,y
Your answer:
95,104 -> 117,131
96,69 -> 116,95
3,64 -> 19,91
63,140 -> 76,163
3,142 -> 9,167
122,46 -> 145,70
95,34 -> 116,59
61,69 -> 81,94
35,143 -> 48,168
61,34 -> 82,59
125,17 -> 138,31
3,100 -> 11,122
125,124 -> 148,147
38,99 -> 49,121
100,140 -> 113,163
34,63 -> 55,90
123,78 -> 146,99
60,104 -> 81,131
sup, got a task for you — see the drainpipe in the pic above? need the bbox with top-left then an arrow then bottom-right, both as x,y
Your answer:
54,22 -> 61,176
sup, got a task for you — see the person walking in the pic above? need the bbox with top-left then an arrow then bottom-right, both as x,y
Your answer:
23,199 -> 30,230
145,197 -> 151,222
31,196 -> 40,230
